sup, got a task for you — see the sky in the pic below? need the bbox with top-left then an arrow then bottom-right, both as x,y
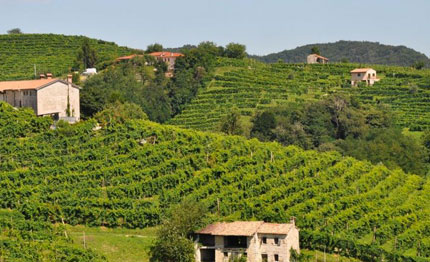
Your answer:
0,0 -> 429,56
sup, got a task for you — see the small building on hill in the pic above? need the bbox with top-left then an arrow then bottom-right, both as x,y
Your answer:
307,54 -> 329,64
149,52 -> 184,72
195,219 -> 299,262
350,68 -> 379,86
0,74 -> 81,122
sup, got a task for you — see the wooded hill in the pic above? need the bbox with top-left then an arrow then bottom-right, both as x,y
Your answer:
0,102 -> 429,261
0,34 -> 136,80
251,41 -> 430,67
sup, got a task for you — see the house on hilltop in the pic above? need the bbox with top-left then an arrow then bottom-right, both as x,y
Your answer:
350,68 -> 380,86
149,51 -> 184,72
0,74 -> 81,122
307,54 -> 329,64
115,54 -> 143,63
195,219 -> 299,262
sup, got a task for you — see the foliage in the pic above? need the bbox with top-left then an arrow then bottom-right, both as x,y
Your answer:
413,61 -> 426,70
146,43 -> 163,53
311,46 -> 320,55
219,107 -> 243,135
0,108 -> 430,261
253,40 -> 430,66
0,34 -> 135,81
0,209 -> 105,261
149,201 -> 207,262
7,28 -> 22,34
94,101 -> 148,126
77,38 -> 98,69
0,101 -> 52,137
229,255 -> 247,262
225,43 -> 247,59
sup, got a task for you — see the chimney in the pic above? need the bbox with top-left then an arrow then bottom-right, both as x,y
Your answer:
67,74 -> 73,84
40,74 -> 46,79
290,216 -> 296,226
46,73 -> 53,79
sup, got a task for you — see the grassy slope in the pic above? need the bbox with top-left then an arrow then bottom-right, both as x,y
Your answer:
67,226 -> 156,262
0,34 -> 136,80
169,58 -> 430,131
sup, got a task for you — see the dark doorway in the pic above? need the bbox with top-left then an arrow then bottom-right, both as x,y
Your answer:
200,249 -> 215,262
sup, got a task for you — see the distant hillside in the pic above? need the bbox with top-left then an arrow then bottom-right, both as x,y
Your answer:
0,34 -> 136,80
170,57 -> 430,131
252,41 -> 430,66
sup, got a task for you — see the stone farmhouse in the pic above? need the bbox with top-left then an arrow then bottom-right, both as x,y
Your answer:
195,219 -> 299,262
0,74 -> 81,122
307,54 -> 329,64
350,68 -> 379,86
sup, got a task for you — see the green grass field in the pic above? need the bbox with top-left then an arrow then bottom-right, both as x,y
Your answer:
67,225 -> 156,262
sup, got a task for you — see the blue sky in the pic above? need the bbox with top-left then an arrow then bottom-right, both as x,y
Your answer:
0,0 -> 429,56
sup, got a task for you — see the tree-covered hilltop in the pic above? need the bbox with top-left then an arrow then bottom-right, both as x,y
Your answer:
251,41 -> 430,66
0,102 -> 429,261
0,34 -> 136,80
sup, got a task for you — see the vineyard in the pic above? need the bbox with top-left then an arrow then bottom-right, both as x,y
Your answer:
0,34 -> 135,80
169,58 -> 430,131
0,102 -> 429,261
0,209 -> 106,261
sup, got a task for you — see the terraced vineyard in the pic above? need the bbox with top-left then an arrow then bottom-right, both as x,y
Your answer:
0,34 -> 135,80
169,58 -> 430,131
1,103 -> 429,261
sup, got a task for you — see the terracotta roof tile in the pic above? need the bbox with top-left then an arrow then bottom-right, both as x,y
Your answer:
257,223 -> 293,235
350,68 -> 375,73
197,221 -> 293,236
309,54 -> 329,60
0,79 -> 59,92
115,54 -> 143,61
149,52 -> 184,58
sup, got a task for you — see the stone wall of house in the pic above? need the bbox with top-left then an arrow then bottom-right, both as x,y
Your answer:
36,82 -> 80,120
1,90 -> 37,111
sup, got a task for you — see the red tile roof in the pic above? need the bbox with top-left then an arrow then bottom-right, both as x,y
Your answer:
115,54 -> 143,61
350,68 -> 374,73
309,54 -> 329,60
0,78 -> 59,92
149,52 -> 184,58
197,221 -> 294,236
0,79 -> 81,92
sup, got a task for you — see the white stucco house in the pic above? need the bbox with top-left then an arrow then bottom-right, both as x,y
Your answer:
0,74 -> 81,122
350,68 -> 380,86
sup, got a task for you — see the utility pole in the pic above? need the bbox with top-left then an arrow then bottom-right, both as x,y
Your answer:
34,64 -> 37,79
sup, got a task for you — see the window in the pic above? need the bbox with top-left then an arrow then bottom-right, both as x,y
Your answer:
357,73 -> 361,77
274,237 -> 279,245
224,252 -> 228,257
262,237 -> 267,244
262,254 -> 268,262
275,254 -> 279,262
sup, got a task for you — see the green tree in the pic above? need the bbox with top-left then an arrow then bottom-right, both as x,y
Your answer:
413,61 -> 426,70
219,108 -> 243,135
94,101 -> 148,126
225,43 -> 247,59
146,43 -> 163,53
311,46 -> 320,55
149,201 -> 207,262
7,28 -> 22,34
251,111 -> 277,141
142,86 -> 172,123
77,38 -> 98,68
